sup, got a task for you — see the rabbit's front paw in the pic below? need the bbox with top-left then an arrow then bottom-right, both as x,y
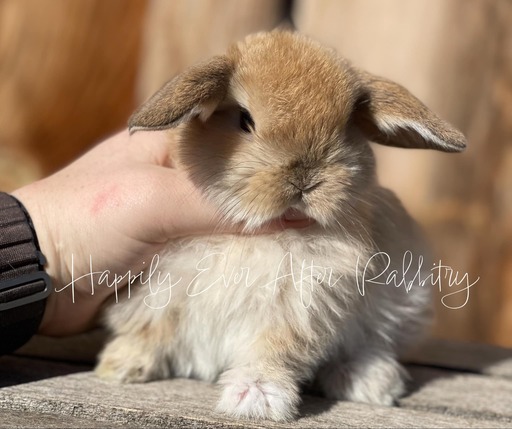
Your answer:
216,368 -> 299,422
95,335 -> 168,383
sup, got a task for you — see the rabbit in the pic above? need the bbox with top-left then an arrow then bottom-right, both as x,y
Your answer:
95,30 -> 466,422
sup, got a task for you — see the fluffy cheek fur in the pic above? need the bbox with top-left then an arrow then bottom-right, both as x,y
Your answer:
179,117 -> 376,230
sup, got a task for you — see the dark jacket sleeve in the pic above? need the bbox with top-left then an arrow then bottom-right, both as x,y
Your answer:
0,192 -> 49,355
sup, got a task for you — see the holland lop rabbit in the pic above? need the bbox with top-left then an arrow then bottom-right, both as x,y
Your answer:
96,31 -> 466,421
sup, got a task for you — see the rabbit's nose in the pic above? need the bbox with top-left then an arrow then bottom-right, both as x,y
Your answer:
288,179 -> 323,194
287,159 -> 323,194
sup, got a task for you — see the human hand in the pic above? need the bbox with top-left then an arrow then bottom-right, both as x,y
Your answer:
12,130 -> 313,336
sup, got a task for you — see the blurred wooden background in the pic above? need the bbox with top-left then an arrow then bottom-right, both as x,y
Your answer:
0,0 -> 510,347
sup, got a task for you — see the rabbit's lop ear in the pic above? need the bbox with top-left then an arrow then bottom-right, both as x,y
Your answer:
128,56 -> 233,134
352,70 -> 466,152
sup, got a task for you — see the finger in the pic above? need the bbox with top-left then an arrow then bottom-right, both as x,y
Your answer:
210,215 -> 315,235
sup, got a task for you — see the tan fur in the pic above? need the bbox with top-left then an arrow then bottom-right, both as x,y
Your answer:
228,32 -> 360,145
99,31 -> 466,422
355,70 -> 467,152
129,56 -> 233,133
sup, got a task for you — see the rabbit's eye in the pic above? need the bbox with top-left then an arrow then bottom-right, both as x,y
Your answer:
240,108 -> 255,133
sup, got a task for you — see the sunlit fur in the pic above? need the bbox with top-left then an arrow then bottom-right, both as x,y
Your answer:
180,32 -> 374,232
96,31 -> 465,422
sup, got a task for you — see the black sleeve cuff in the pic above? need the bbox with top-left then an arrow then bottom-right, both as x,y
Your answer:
0,192 -> 51,355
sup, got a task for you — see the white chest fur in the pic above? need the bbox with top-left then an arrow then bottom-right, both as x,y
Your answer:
108,227 -> 372,381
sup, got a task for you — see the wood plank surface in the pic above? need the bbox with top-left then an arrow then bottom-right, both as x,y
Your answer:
406,338 -> 512,378
403,366 -> 512,423
15,329 -> 107,365
0,0 -> 147,178
1,409 -> 133,429
0,372 -> 508,429
0,355 -> 511,428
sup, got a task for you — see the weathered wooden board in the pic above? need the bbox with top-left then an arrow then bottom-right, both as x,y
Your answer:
6,339 -> 512,427
0,356 -> 89,388
402,366 -> 512,423
0,358 -> 509,428
406,338 -> 512,378
16,329 -> 107,365
1,409 -> 133,429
